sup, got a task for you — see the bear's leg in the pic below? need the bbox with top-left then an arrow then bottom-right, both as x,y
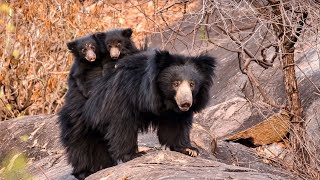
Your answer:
72,63 -> 89,98
74,74 -> 89,98
103,120 -> 142,162
157,113 -> 199,157
59,111 -> 92,179
66,129 -> 115,179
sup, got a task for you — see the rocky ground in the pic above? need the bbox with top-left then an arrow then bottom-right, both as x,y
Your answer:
0,114 -> 295,180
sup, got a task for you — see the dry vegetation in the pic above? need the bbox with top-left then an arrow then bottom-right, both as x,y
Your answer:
195,0 -> 320,178
0,0 -> 198,120
1,0 -> 320,179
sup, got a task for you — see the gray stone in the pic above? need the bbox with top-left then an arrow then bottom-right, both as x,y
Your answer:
195,97 -> 252,139
86,150 -> 287,180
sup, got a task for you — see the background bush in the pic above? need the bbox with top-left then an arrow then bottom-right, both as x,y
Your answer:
0,0 -> 196,120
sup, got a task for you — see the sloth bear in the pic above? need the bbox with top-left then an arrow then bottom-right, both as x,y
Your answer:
82,50 -> 216,165
95,28 -> 139,61
58,28 -> 140,179
66,33 -> 105,98
94,28 -> 140,75
66,28 -> 138,98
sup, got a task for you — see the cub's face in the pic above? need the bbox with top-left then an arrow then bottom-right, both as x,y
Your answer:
106,39 -> 124,59
67,36 -> 99,62
95,28 -> 138,60
158,64 -> 203,112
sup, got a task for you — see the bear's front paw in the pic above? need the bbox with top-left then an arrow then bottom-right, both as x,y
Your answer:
72,170 -> 91,180
121,151 -> 145,162
179,147 -> 199,157
185,147 -> 199,157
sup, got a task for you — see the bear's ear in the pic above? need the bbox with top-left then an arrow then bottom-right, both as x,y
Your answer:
93,32 -> 107,54
154,50 -> 172,69
192,55 -> 216,76
66,40 -> 77,51
122,28 -> 133,38
94,32 -> 106,40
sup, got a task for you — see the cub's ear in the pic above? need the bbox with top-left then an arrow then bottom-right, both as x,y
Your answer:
94,32 -> 106,40
66,40 -> 77,51
193,55 -> 216,77
122,28 -> 133,38
154,50 -> 172,69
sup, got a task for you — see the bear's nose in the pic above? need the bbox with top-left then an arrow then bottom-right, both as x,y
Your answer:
111,55 -> 118,59
86,54 -> 96,62
181,102 -> 191,108
88,56 -> 95,61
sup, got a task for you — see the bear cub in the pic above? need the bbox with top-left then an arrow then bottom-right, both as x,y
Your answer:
67,34 -> 106,98
66,28 -> 138,98
95,28 -> 140,73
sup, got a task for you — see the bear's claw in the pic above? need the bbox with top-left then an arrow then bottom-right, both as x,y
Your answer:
185,148 -> 199,157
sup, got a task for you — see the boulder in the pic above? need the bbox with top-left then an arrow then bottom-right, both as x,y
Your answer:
0,115 -> 296,180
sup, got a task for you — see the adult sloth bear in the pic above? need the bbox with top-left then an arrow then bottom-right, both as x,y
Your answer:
83,50 -> 216,164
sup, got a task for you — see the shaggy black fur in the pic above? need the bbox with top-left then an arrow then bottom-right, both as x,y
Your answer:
81,50 -> 216,166
66,34 -> 106,98
94,28 -> 140,75
58,28 -> 140,180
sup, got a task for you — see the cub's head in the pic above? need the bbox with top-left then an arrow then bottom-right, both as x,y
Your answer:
155,51 -> 216,112
95,28 -> 139,60
67,34 -> 101,62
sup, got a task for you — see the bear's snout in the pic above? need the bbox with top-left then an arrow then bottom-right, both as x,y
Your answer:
174,81 -> 193,111
110,47 -> 121,59
85,50 -> 96,62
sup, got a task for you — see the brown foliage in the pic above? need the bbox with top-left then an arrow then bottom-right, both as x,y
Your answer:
0,0 -> 197,120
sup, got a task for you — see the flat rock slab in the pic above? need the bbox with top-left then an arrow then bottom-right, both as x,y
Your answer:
0,115 -> 62,163
86,150 -> 286,180
28,154 -> 74,180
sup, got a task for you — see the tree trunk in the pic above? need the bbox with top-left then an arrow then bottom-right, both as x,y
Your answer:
281,48 -> 303,126
268,0 -> 307,172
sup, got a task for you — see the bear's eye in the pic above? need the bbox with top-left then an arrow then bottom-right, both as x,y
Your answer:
172,81 -> 181,87
81,48 -> 86,54
189,81 -> 195,88
116,43 -> 121,48
90,45 -> 95,51
107,44 -> 112,49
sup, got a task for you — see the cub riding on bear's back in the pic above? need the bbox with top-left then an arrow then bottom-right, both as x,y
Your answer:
58,28 -> 141,180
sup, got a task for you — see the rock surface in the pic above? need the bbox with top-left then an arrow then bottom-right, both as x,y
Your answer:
195,97 -> 252,139
86,150 -> 287,180
0,115 -> 296,180
0,115 -> 62,163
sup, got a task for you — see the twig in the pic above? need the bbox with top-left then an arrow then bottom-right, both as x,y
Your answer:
286,12 -> 308,49
38,166 -> 51,180
246,65 -> 283,109
216,25 -> 273,69
239,52 -> 283,108
156,0 -> 190,14
295,65 -> 320,95
49,71 -> 69,75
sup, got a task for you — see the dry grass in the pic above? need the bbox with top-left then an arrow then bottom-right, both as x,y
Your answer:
0,0 -> 198,120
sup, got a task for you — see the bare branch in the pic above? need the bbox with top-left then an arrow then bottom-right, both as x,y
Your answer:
238,51 -> 283,109
216,25 -> 273,69
156,0 -> 190,14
